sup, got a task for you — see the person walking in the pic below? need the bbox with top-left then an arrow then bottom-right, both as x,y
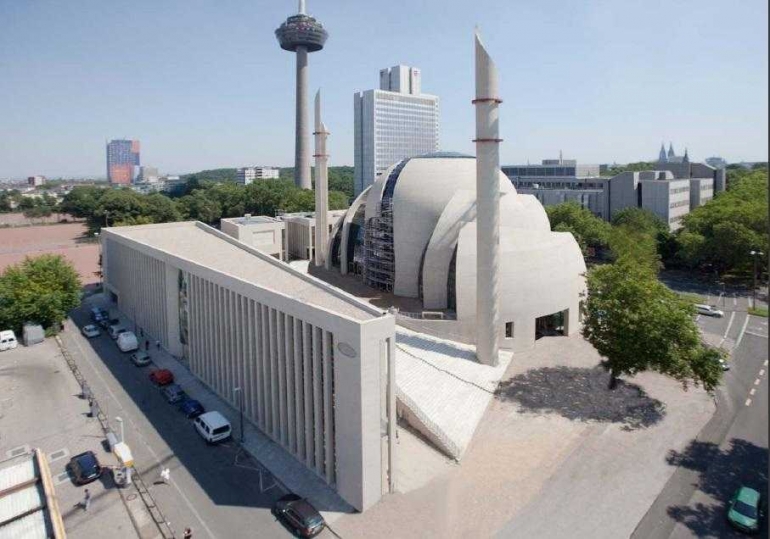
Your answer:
145,340 -> 149,351
156,340 -> 160,350
81,489 -> 91,511
157,467 -> 170,485
183,528 -> 193,539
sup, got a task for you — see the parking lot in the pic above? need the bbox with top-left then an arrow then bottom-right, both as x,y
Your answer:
63,297 -> 341,538
0,338 -> 136,538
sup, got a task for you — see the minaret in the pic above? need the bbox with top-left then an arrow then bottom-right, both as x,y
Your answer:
473,31 -> 501,367
313,90 -> 329,267
276,0 -> 328,190
658,142 -> 667,162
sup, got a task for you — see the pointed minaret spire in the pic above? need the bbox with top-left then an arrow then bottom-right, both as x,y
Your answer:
473,30 -> 501,367
313,89 -> 329,267
658,142 -> 667,162
298,0 -> 306,14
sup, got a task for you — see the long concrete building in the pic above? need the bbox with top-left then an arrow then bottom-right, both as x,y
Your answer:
101,221 -> 396,511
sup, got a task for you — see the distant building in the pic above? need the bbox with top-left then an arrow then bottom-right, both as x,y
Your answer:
107,139 -> 140,185
353,65 -> 439,196
705,156 -> 727,169
236,167 -> 280,185
27,175 -> 45,187
138,166 -> 159,184
657,142 -> 687,164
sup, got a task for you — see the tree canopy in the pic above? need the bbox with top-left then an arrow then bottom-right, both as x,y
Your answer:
0,255 -> 82,333
546,202 -> 611,254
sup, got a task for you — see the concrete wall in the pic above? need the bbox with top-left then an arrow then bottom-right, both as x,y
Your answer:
689,177 -> 714,208
220,219 -> 285,260
102,230 -> 395,511
640,179 -> 690,231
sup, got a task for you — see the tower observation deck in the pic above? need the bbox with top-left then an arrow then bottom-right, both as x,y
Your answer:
276,0 -> 328,190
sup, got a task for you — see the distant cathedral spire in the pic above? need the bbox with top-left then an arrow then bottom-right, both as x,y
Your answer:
668,142 -> 676,159
658,142 -> 667,162
683,147 -> 689,163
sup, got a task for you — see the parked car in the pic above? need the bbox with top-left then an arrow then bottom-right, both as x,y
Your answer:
727,486 -> 763,533
695,304 -> 725,318
178,398 -> 205,419
719,358 -> 731,371
108,324 -> 127,340
66,451 -> 102,485
193,411 -> 231,443
81,324 -> 101,338
272,494 -> 326,538
163,383 -> 186,404
90,307 -> 108,322
149,369 -> 174,386
130,351 -> 152,367
116,331 -> 139,353
99,317 -> 119,329
0,330 -> 18,352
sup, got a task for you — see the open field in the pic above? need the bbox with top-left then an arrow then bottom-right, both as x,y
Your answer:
0,222 -> 99,284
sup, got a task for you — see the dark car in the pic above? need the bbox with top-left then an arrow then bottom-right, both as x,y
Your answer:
149,369 -> 174,386
66,451 -> 102,485
89,307 -> 104,322
99,317 -> 119,329
162,383 -> 186,404
178,398 -> 205,418
272,494 -> 326,538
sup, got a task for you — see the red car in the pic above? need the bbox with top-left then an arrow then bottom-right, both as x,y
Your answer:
149,369 -> 174,386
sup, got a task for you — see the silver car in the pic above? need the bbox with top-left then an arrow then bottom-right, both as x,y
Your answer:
81,324 -> 101,338
695,304 -> 725,317
130,351 -> 152,367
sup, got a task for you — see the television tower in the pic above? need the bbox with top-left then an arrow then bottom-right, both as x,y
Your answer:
276,0 -> 328,190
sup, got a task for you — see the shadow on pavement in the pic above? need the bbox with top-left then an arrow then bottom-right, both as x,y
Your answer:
495,365 -> 666,430
665,438 -> 769,538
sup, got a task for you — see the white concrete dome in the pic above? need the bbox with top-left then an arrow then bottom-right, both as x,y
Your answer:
327,153 -> 586,351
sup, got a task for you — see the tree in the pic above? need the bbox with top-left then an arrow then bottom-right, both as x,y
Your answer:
89,189 -> 150,232
60,185 -> 105,218
0,255 -> 82,333
546,202 -> 611,254
177,191 -> 222,223
582,254 -> 723,390
602,162 -> 656,177
144,193 -> 182,223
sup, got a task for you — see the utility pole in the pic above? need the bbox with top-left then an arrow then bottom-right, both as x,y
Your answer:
750,250 -> 764,308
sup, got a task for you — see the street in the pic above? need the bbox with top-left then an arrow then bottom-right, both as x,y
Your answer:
61,301 -> 307,538
633,284 -> 768,539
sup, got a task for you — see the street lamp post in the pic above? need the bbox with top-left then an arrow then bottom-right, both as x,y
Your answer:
750,250 -> 764,308
115,416 -> 124,444
233,387 -> 244,443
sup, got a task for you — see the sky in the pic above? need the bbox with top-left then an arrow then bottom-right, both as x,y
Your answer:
0,0 -> 767,179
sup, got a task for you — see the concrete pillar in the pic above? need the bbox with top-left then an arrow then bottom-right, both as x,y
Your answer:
314,90 -> 329,266
295,46 -> 311,189
473,31 -> 501,367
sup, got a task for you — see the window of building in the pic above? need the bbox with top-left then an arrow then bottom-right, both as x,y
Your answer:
505,322 -> 514,339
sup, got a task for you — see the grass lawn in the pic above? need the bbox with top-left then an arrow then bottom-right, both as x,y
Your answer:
748,306 -> 769,317
676,292 -> 705,304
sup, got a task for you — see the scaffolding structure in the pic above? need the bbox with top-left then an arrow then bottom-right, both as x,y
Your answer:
363,200 -> 395,291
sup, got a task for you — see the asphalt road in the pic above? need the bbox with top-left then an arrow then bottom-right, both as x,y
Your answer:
632,290 -> 768,539
62,303 -> 297,539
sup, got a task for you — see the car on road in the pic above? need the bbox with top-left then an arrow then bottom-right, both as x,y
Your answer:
719,358 -> 731,371
90,307 -> 109,323
178,398 -> 205,419
695,304 -> 725,318
0,330 -> 19,351
727,486 -> 763,533
66,451 -> 103,485
116,331 -> 139,353
149,368 -> 174,386
193,411 -> 231,443
99,317 -> 119,329
272,494 -> 326,538
162,383 -> 186,404
130,351 -> 152,367
108,324 -> 127,339
81,324 -> 101,338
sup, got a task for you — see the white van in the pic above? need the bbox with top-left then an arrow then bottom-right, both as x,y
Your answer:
0,330 -> 18,352
116,331 -> 139,353
194,411 -> 231,443
108,324 -> 127,340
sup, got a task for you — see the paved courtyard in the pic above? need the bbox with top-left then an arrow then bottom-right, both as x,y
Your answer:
331,334 -> 714,538
0,339 -> 136,538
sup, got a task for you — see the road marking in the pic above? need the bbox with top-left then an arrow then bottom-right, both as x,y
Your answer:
746,331 -> 769,339
745,398 -> 752,406
719,312 -> 736,347
733,294 -> 737,307
750,388 -> 756,396
66,326 -> 218,539
760,369 -> 766,376
754,379 -> 761,386
733,315 -> 751,351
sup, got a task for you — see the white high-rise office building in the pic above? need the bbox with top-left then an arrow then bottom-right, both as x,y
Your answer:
354,65 -> 439,196
237,167 -> 280,185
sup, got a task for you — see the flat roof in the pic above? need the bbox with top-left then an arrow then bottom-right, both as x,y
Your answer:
224,216 -> 281,225
105,222 -> 380,321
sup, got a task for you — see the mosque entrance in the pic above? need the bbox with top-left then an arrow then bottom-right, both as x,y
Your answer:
535,310 -> 566,340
